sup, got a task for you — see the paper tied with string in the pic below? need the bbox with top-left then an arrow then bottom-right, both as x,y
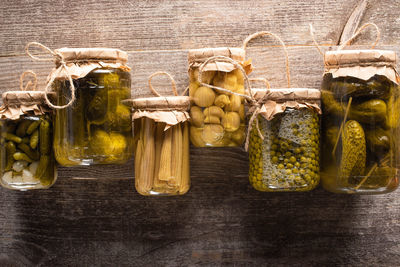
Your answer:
324,49 -> 399,84
249,88 -> 321,121
47,48 -> 130,82
188,47 -> 253,74
0,91 -> 51,120
130,96 -> 190,130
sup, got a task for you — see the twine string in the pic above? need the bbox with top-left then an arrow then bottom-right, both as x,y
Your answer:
19,70 -> 37,91
197,55 -> 253,101
338,22 -> 380,50
242,31 -> 291,88
25,42 -> 76,109
309,24 -> 324,57
148,71 -> 178,97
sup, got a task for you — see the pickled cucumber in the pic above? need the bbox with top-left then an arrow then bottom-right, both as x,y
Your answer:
339,120 -> 366,184
53,69 -> 133,165
1,116 -> 56,190
321,75 -> 399,193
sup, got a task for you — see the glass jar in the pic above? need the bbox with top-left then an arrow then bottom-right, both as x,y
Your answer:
321,50 -> 399,194
188,48 -> 251,147
50,48 -> 133,166
131,73 -> 191,196
133,118 -> 190,196
0,114 -> 56,190
248,88 -> 321,192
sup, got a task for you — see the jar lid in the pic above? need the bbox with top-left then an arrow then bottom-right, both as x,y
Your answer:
2,91 -> 47,105
54,47 -> 128,63
324,49 -> 396,68
130,96 -> 190,111
251,88 -> 321,101
188,47 -> 245,63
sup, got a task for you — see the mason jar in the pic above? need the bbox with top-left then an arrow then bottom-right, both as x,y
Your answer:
0,90 -> 56,190
321,50 -> 400,194
188,48 -> 251,147
50,48 -> 133,166
248,88 -> 321,192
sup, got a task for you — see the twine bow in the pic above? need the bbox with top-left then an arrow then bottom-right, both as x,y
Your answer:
242,31 -> 291,151
244,80 -> 271,151
25,42 -> 76,109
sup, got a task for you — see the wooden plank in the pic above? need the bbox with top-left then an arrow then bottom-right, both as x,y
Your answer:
0,171 -> 399,265
2,0 -> 400,56
1,45 -> 398,100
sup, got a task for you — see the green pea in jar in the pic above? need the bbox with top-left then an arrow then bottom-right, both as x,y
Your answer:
247,88 -> 321,192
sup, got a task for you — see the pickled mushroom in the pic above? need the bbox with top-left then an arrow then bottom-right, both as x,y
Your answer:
214,94 -> 230,108
202,124 -> 224,144
231,125 -> 246,144
190,106 -> 204,127
222,112 -> 240,132
189,126 -> 206,147
212,72 -> 236,92
225,95 -> 241,112
204,116 -> 220,124
189,81 -> 200,98
201,71 -> 216,84
203,106 -> 224,119
193,86 -> 215,107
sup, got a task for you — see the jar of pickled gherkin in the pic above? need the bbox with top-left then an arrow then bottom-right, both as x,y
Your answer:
247,88 -> 322,192
26,43 -> 133,166
321,49 -> 400,194
188,48 -> 252,147
130,72 -> 190,196
0,71 -> 56,190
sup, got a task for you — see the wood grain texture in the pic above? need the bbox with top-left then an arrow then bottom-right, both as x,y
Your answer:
0,0 -> 400,266
1,0 -> 399,56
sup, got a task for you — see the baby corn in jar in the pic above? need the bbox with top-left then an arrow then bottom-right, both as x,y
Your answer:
130,72 -> 190,196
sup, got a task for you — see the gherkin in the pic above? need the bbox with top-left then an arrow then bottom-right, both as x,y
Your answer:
338,120 -> 366,184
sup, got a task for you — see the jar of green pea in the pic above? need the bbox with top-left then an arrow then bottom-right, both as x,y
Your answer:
248,88 -> 321,192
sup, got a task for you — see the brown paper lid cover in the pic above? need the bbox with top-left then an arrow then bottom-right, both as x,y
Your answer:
188,47 -> 245,63
131,96 -> 190,110
252,88 -> 321,101
324,49 -> 396,66
0,91 -> 50,119
2,91 -> 47,104
324,50 -> 398,84
54,47 -> 128,63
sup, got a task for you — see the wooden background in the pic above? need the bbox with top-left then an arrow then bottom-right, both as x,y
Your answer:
1,0 -> 400,266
